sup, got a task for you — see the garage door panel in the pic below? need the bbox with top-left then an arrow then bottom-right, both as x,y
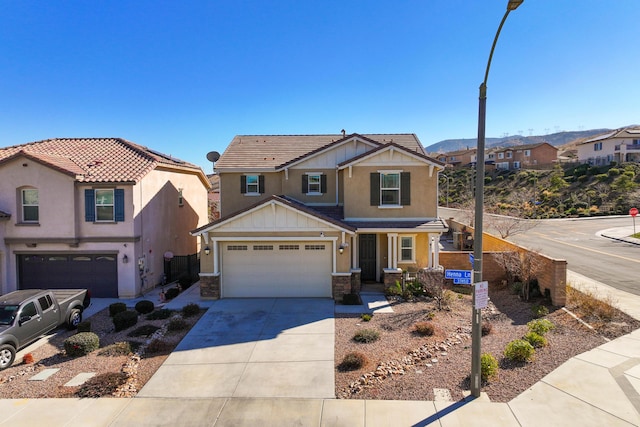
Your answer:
222,242 -> 331,298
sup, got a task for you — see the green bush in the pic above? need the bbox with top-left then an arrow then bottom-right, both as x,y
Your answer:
127,324 -> 161,337
531,304 -> 549,318
181,303 -> 201,317
504,339 -> 535,362
164,287 -> 180,300
524,331 -> 547,348
337,352 -> 367,371
146,309 -> 173,320
353,328 -> 380,343
178,273 -> 192,290
360,314 -> 372,322
135,300 -> 155,315
77,321 -> 91,333
342,293 -> 361,305
385,281 -> 402,296
98,341 -> 133,356
64,332 -> 100,357
414,321 -> 435,336
167,317 -> 188,332
113,310 -> 138,332
481,353 -> 499,382
527,318 -> 555,335
109,302 -> 127,317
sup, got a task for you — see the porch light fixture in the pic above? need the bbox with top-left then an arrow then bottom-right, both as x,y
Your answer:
471,0 -> 523,398
338,243 -> 348,254
204,246 -> 211,256
122,254 -> 129,264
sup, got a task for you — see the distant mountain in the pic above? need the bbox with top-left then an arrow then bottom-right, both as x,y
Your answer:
425,128 -> 611,154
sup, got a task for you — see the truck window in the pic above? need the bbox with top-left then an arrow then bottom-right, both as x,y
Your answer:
21,302 -> 37,318
38,295 -> 53,311
0,305 -> 18,325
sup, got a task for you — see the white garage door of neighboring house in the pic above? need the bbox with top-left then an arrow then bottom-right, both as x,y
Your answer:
222,241 -> 332,298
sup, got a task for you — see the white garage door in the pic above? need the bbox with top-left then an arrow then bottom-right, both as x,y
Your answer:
222,241 -> 332,298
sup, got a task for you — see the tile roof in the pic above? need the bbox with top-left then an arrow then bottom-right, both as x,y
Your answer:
215,133 -> 426,170
493,142 -> 557,152
0,138 -> 203,183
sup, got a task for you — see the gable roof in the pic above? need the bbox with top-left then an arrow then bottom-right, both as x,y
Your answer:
337,142 -> 445,169
0,138 -> 208,184
580,126 -> 640,145
214,133 -> 426,170
492,142 -> 557,152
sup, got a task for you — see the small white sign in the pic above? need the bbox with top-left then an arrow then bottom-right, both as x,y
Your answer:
474,281 -> 489,309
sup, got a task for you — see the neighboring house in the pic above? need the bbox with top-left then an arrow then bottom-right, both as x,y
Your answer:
435,148 -> 476,168
191,133 -> 448,300
0,138 -> 210,298
207,173 -> 221,222
576,126 -> 640,166
491,142 -> 558,170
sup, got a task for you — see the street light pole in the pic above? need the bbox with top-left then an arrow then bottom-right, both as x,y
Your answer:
471,0 -> 523,398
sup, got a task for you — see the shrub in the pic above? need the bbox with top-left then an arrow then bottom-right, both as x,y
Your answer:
164,287 -> 180,300
342,293 -> 361,305
337,352 -> 367,371
178,273 -> 192,290
76,372 -> 127,398
98,341 -> 133,356
511,282 -> 523,295
109,302 -> 127,317
181,303 -> 201,317
481,353 -> 499,382
135,300 -> 155,315
77,321 -> 92,333
414,321 -> 435,336
385,281 -> 402,296
146,309 -> 173,320
524,331 -> 547,348
64,332 -> 100,357
481,322 -> 493,337
127,324 -> 161,338
504,339 -> 535,362
167,317 -> 188,332
527,318 -> 555,336
531,304 -> 549,318
145,338 -> 173,354
360,314 -> 372,322
353,328 -> 380,343
113,310 -> 138,332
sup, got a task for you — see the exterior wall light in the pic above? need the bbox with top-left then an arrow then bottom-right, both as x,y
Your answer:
204,246 -> 211,256
123,254 -> 129,264
338,243 -> 348,254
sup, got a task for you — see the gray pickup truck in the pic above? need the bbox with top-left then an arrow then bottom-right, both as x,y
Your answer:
0,289 -> 90,370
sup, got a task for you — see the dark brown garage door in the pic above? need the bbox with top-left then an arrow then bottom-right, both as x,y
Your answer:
18,254 -> 118,298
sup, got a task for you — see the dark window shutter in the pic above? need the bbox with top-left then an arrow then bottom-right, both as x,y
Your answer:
302,175 -> 308,193
320,175 -> 327,193
370,173 -> 380,206
240,176 -> 247,194
258,176 -> 265,194
114,189 -> 125,222
401,172 -> 411,206
84,189 -> 95,222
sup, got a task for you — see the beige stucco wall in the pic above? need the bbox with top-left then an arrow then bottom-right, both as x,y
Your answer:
342,165 -> 438,219
219,172 -> 282,216
283,168 -> 337,205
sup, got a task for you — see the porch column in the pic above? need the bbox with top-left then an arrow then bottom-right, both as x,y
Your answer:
351,235 -> 357,268
212,239 -> 220,274
387,233 -> 398,269
434,234 -> 441,267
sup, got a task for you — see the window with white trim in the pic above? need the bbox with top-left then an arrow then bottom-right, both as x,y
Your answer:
246,175 -> 259,194
594,142 -> 603,151
524,150 -> 531,157
95,189 -> 115,221
399,235 -> 415,262
21,188 -> 39,223
308,174 -> 321,194
498,152 -> 504,159
506,151 -> 513,159
380,173 -> 400,205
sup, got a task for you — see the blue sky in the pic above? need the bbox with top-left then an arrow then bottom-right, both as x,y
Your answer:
1,1 -> 638,172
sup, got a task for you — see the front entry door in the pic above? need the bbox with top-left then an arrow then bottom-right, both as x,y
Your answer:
359,234 -> 376,282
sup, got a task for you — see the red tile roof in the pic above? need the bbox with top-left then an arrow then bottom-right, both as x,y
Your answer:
215,133 -> 426,170
0,138 -> 204,183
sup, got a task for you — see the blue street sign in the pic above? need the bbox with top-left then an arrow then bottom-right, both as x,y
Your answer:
445,269 -> 472,280
454,278 -> 472,285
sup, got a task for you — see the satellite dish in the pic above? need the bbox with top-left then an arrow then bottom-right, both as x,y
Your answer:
206,151 -> 221,162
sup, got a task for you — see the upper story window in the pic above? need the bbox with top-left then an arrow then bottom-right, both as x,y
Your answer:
370,172 -> 410,207
506,151 -> 513,159
594,142 -> 603,151
498,152 -> 504,159
85,188 -> 124,222
302,173 -> 326,195
633,139 -> 640,145
21,188 -> 39,223
241,175 -> 264,195
524,150 -> 531,157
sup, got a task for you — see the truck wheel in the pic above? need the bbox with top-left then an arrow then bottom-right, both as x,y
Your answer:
67,309 -> 82,329
0,344 -> 15,371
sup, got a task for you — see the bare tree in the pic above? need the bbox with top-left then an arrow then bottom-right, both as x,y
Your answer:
491,248 -> 544,301
417,269 -> 450,310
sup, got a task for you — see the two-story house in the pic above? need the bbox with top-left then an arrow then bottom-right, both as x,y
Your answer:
191,133 -> 448,300
491,142 -> 558,170
435,148 -> 476,168
576,126 -> 640,166
0,138 -> 210,298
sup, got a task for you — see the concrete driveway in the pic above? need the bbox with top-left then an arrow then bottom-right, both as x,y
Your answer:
137,298 -> 335,399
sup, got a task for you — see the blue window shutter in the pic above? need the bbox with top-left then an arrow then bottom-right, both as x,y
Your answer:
85,189 -> 95,222
114,189 -> 125,222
